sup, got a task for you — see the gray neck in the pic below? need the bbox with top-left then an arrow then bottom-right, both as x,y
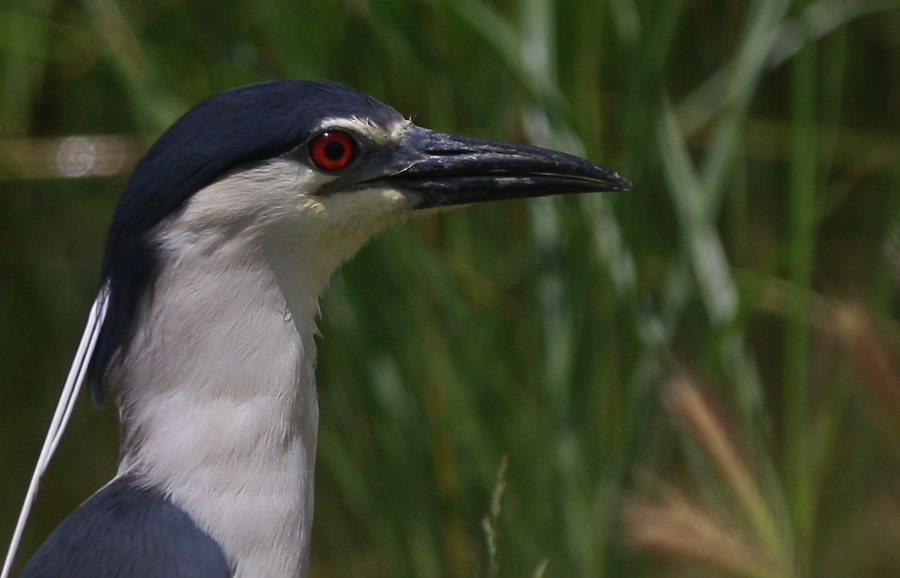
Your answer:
113,220 -> 326,578
106,162 -> 410,578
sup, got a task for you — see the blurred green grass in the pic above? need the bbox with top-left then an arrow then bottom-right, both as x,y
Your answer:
2,0 -> 900,576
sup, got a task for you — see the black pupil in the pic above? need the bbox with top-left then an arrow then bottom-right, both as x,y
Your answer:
323,140 -> 346,160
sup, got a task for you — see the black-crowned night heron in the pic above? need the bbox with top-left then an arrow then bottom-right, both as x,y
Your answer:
3,80 -> 630,578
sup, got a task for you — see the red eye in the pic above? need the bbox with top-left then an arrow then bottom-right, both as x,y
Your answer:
309,131 -> 356,171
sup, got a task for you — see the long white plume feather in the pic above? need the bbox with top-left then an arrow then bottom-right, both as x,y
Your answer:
1,286 -> 110,578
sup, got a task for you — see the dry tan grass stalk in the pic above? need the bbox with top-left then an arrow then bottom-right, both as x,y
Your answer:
622,485 -> 790,578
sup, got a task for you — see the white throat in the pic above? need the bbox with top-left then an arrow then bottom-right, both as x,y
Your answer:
110,161 -> 410,578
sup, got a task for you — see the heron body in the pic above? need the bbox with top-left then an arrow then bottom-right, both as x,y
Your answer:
9,80 -> 630,578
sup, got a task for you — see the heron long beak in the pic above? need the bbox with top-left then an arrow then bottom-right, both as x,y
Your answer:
369,127 -> 631,209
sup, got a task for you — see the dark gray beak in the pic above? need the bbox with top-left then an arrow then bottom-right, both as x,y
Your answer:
366,127 -> 631,209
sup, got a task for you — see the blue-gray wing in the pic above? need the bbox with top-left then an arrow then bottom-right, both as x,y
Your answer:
18,480 -> 231,578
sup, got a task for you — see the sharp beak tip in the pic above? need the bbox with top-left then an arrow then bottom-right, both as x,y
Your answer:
608,173 -> 633,192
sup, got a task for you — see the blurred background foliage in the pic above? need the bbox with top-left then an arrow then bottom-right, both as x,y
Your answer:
2,0 -> 900,576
